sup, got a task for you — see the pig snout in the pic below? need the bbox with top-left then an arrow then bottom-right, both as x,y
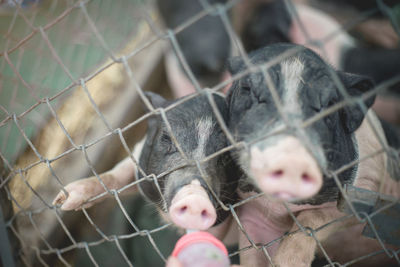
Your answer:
250,136 -> 323,201
169,180 -> 217,230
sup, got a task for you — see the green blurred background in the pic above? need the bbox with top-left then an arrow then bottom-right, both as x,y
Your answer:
0,0 -> 144,164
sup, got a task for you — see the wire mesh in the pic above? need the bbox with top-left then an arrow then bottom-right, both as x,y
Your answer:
0,0 -> 399,266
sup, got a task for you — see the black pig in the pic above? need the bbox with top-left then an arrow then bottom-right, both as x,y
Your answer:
237,1 -> 400,90
227,43 -> 400,266
157,0 -> 231,97
53,92 -> 239,231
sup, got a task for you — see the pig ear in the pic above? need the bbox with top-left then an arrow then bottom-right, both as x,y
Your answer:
339,72 -> 376,133
140,93 -> 164,172
227,56 -> 244,75
137,121 -> 164,203
144,92 -> 167,110
138,110 -> 160,176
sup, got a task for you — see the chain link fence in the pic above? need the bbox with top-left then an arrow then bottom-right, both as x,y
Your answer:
1,0 -> 400,266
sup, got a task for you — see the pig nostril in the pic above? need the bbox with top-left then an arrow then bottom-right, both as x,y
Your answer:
271,170 -> 283,178
201,210 -> 208,219
301,173 -> 313,183
179,206 -> 187,214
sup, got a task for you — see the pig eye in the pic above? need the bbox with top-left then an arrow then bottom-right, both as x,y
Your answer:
166,144 -> 177,154
161,133 -> 177,154
324,111 -> 339,129
240,84 -> 251,94
254,91 -> 268,104
242,86 -> 251,91
327,152 -> 335,161
327,99 -> 336,107
322,98 -> 338,127
324,116 -> 334,128
240,78 -> 252,92
322,93 -> 338,108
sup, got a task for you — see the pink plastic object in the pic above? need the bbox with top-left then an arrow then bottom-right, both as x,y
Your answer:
172,231 -> 230,267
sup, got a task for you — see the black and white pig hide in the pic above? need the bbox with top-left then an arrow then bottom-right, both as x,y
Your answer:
227,43 -> 400,266
53,91 -> 240,235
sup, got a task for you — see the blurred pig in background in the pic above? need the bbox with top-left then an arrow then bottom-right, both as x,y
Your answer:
305,0 -> 400,49
157,0 -> 231,97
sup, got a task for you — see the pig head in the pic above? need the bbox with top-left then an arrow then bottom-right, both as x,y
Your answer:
227,43 -> 376,204
137,92 -> 239,230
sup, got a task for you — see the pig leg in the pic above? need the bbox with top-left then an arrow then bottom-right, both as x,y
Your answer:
164,50 -> 196,98
238,224 -> 272,266
208,215 -> 238,246
273,208 -> 353,267
53,157 -> 137,210
354,19 -> 399,49
321,224 -> 399,266
236,203 -> 287,266
372,96 -> 400,125
164,50 -> 232,97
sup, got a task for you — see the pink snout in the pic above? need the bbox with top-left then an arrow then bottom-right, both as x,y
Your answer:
250,137 -> 323,201
169,180 -> 217,230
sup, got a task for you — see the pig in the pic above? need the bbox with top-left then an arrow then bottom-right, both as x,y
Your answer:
236,0 -> 355,67
53,91 -> 240,231
157,0 -> 231,97
226,43 -> 400,266
237,0 -> 400,88
306,0 -> 400,49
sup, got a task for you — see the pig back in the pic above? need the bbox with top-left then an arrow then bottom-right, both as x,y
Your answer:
354,110 -> 400,198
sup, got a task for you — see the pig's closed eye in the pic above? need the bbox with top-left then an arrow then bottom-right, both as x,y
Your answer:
237,85 -> 253,110
254,91 -> 268,104
324,116 -> 335,128
241,85 -> 251,95
326,99 -> 336,108
240,78 -> 252,93
322,100 -> 338,128
161,133 -> 177,154
310,106 -> 321,112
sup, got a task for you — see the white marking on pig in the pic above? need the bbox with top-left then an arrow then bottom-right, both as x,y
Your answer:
280,57 -> 304,115
253,57 -> 306,146
280,58 -> 327,169
194,117 -> 214,159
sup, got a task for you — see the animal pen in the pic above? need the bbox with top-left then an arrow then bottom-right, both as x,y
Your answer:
0,0 -> 399,266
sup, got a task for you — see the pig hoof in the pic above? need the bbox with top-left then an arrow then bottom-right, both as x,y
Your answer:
52,191 -> 84,211
52,191 -> 67,207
